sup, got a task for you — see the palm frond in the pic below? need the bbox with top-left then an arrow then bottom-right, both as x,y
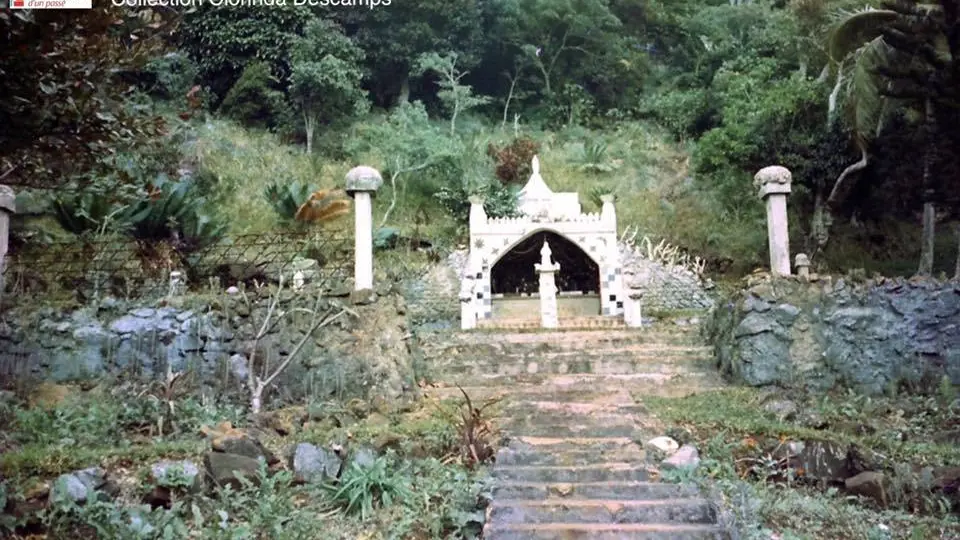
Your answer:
294,190 -> 351,224
828,8 -> 899,62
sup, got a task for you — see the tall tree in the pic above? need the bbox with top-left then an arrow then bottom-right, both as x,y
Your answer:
826,1 -> 960,275
331,0 -> 486,107
492,0 -> 623,96
177,6 -> 313,103
0,7 -> 176,189
288,19 -> 368,154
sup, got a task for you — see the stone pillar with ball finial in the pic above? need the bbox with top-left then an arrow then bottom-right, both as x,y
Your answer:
0,185 -> 14,297
754,166 -> 793,276
345,166 -> 382,304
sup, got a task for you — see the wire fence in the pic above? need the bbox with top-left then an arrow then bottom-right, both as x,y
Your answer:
2,230 -> 353,304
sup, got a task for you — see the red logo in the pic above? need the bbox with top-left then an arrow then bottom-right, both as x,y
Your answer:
13,0 -> 24,6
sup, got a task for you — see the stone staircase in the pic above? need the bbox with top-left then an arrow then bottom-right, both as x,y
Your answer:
422,319 -> 730,539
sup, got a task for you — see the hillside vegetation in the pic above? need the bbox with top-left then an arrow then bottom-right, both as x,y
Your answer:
3,0 -> 959,279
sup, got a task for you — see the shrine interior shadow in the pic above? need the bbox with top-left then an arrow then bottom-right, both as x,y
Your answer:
489,230 -> 600,318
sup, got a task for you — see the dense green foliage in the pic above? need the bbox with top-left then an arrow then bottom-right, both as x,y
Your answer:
4,0 -> 960,275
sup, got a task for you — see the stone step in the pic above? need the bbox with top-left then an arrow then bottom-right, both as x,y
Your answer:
482,523 -> 730,540
435,356 -> 708,378
429,344 -> 713,358
505,437 -> 640,454
495,447 -> 645,467
502,401 -> 650,415
492,481 -> 699,501
495,410 -> 644,427
438,336 -> 708,351
493,464 -> 652,483
501,422 -> 642,439
432,329 -> 705,348
424,376 -> 722,401
487,498 -> 717,525
432,372 -> 717,391
477,316 -> 629,331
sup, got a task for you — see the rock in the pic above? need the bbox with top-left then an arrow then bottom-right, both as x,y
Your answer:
791,440 -> 852,483
288,443 -> 342,484
254,408 -> 302,436
228,354 -> 249,381
110,315 -> 152,335
933,466 -> 960,492
373,432 -> 403,453
28,383 -> 73,409
50,467 -> 107,504
351,448 -> 377,469
762,399 -> 798,421
645,436 -> 680,455
365,412 -> 390,427
799,410 -> 828,429
845,471 -> 890,507
204,452 -> 263,491
202,421 -> 278,465
217,436 -> 277,465
662,445 -> 700,471
734,312 -> 778,337
346,398 -> 370,419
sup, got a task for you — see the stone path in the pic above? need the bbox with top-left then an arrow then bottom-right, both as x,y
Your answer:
424,319 -> 730,539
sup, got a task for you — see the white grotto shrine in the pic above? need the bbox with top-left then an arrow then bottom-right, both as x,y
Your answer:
459,156 -> 636,329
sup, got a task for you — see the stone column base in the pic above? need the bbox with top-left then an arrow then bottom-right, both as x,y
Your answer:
350,289 -> 376,305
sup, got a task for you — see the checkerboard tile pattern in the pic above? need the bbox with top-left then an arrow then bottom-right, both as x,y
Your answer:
465,229 -> 624,323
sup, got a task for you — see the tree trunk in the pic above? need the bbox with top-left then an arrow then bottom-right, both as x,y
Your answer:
811,189 -> 832,254
954,223 -> 960,280
398,75 -> 410,105
917,98 -> 936,276
450,102 -> 459,136
304,115 -> 314,155
502,75 -> 518,130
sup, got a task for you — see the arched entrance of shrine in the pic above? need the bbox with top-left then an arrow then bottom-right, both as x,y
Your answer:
489,230 -> 601,319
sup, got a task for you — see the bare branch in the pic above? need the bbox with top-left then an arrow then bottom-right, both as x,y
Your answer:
260,308 -> 349,388
826,144 -> 870,207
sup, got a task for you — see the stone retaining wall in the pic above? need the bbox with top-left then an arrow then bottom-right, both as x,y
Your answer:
0,286 -> 414,400
706,275 -> 960,394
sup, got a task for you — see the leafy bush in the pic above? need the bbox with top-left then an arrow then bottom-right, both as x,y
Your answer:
143,52 -> 199,103
486,136 -> 540,185
219,62 -> 290,131
546,83 -> 596,128
639,87 -> 713,140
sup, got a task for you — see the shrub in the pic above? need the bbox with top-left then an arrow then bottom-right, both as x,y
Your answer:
323,454 -> 412,520
143,52 -> 199,103
124,176 -> 227,252
264,180 -> 319,224
219,62 -> 290,131
51,190 -> 129,236
486,136 -> 540,185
